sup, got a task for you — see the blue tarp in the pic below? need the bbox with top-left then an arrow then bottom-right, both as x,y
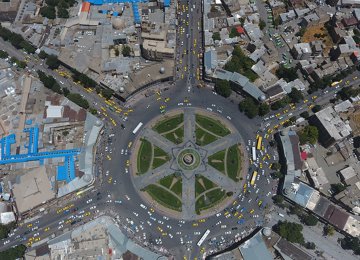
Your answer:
113,11 -> 119,16
57,156 -> 76,183
164,0 -> 170,7
25,119 -> 32,125
87,0 -> 151,23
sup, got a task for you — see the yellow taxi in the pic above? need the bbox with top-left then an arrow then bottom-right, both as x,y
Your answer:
44,227 -> 50,232
107,155 -> 112,161
249,209 -> 255,214
199,219 -> 206,223
27,223 -> 32,228
128,141 -> 133,148
108,177 -> 113,184
126,160 -> 130,166
85,212 -> 91,216
192,222 -> 198,227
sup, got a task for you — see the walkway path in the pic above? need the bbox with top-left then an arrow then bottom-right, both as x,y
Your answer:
204,133 -> 242,156
183,107 -> 196,143
142,128 -> 174,154
182,175 -> 196,219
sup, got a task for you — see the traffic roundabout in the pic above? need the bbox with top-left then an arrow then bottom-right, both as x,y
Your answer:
131,108 -> 246,220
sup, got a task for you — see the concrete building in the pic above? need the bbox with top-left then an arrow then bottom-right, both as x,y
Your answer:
291,43 -> 312,60
141,39 -> 174,60
339,166 -> 358,184
309,106 -> 352,147
277,130 -> 360,237
265,84 -> 286,103
214,69 -> 266,102
46,105 -> 64,119
311,41 -> 323,56
300,13 -> 320,27
12,166 -> 55,214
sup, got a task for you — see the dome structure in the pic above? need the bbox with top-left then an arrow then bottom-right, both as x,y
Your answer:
119,86 -> 125,93
159,67 -> 165,74
112,17 -> 125,30
95,120 -> 102,127
262,227 -> 271,237
258,95 -> 266,102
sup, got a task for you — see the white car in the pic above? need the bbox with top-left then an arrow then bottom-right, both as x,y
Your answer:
121,149 -> 124,155
133,212 -> 139,217
140,204 -> 147,209
163,216 -> 169,220
206,107 -> 213,112
58,225 -> 63,230
226,116 -> 231,120
125,195 -> 130,200
90,206 -> 96,210
225,231 -> 232,235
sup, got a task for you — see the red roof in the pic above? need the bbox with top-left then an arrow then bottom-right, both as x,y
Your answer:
236,26 -> 245,34
81,2 -> 90,12
301,151 -> 307,160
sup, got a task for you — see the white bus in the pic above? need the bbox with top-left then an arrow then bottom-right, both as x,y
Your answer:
197,229 -> 210,247
132,122 -> 143,135
252,147 -> 256,161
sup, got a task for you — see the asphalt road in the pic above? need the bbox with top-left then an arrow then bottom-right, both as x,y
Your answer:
1,3 -> 360,259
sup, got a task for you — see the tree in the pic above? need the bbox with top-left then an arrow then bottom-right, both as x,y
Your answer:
271,96 -> 290,110
340,236 -> 360,255
298,125 -> 318,145
300,111 -> 309,119
57,8 -> 69,18
38,50 -> 48,59
288,88 -> 304,103
272,195 -> 284,204
212,32 -> 221,41
258,103 -> 270,116
40,6 -> 56,19
0,224 -> 9,239
62,130 -> 69,136
114,48 -> 120,56
89,107 -> 97,115
312,105 -> 322,113
239,97 -> 259,118
305,242 -> 316,249
276,65 -> 298,82
62,87 -> 70,96
0,50 -> 8,58
239,17 -> 245,26
46,55 -> 60,70
274,221 -> 305,244
259,19 -> 266,30
67,93 -> 89,109
224,45 -> 258,82
331,183 -> 346,195
214,79 -> 231,97
289,204 -> 302,216
271,162 -> 281,171
229,27 -> 240,38
0,244 -> 27,259
296,27 -> 306,37
272,171 -> 284,179
122,45 -> 132,57
302,214 -> 318,226
101,88 -> 114,100
324,225 -> 335,236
